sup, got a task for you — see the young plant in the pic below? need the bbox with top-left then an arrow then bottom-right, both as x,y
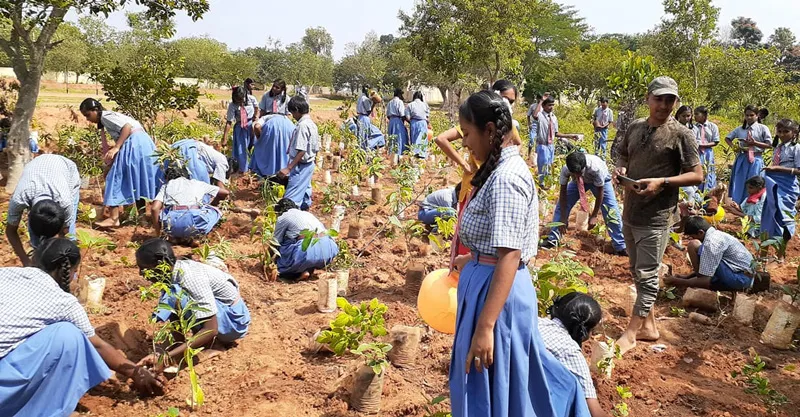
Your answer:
250,210 -> 281,280
660,286 -> 678,301
320,181 -> 350,214
670,306 -> 687,317
533,251 -> 592,316
77,203 -> 97,228
595,336 -> 622,379
152,407 -> 180,417
260,180 -> 285,210
299,228 -> 339,251
612,385 -> 632,417
328,240 -> 356,272
75,229 -> 116,278
351,342 -> 392,375
422,396 -> 452,417
389,216 -> 426,259
366,153 -> 386,181
316,298 -> 389,355
731,355 -> 789,413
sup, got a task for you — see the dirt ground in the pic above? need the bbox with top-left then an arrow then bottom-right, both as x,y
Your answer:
1,88 -> 799,416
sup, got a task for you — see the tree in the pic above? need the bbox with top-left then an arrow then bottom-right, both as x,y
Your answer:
730,17 -> 763,49
301,26 -> 334,57
592,33 -> 643,52
44,22 -> 89,92
333,33 -> 387,93
607,52 -> 659,150
0,0 -> 208,191
283,43 -> 333,90
701,46 -> 787,110
768,27 -> 796,54
547,40 -> 626,104
169,37 -> 229,81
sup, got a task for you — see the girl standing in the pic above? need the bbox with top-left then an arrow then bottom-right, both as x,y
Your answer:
762,119 -> 800,239
693,107 -> 720,191
726,105 -> 772,204
80,98 -> 157,228
386,88 -> 409,156
223,86 -> 257,173
278,96 -> 319,210
406,91 -> 431,158
449,90 -> 587,417
674,105 -> 693,129
259,79 -> 288,116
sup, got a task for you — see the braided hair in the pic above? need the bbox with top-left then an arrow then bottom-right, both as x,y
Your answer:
136,238 -> 177,275
460,90 -> 513,193
547,291 -> 602,344
34,238 -> 81,293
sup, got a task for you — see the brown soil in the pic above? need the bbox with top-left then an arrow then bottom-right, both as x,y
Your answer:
2,137 -> 800,416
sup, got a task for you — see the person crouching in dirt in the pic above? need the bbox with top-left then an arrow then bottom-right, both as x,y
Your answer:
155,138 -> 236,195
0,238 -> 164,416
417,184 -> 460,226
136,239 -> 251,370
664,216 -> 755,292
274,198 -> 338,281
151,162 -> 229,244
540,292 -> 609,417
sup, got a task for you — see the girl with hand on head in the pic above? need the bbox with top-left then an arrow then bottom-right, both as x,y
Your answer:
726,105 -> 772,204
80,98 -> 158,228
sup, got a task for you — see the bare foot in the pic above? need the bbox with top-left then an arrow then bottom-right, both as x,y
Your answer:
636,327 -> 661,341
297,271 -> 311,282
94,218 -> 120,228
616,333 -> 637,356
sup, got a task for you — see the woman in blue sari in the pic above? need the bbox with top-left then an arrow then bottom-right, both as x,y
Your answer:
222,86 -> 257,173
386,88 -> 409,155
762,119 -> 800,240
726,105 -> 772,204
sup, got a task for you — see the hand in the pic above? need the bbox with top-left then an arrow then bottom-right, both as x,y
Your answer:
612,167 -> 627,186
130,366 -> 166,396
103,146 -> 120,164
588,214 -> 598,230
635,178 -> 665,198
277,167 -> 290,179
465,325 -> 494,373
453,254 -> 471,272
461,162 -> 473,175
745,137 -> 756,145
762,166 -> 776,173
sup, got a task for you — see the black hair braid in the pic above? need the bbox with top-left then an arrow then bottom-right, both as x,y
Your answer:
470,103 -> 512,193
57,258 -> 72,293
567,311 -> 590,344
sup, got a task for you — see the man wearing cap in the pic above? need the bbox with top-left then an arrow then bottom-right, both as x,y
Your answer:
613,76 -> 703,355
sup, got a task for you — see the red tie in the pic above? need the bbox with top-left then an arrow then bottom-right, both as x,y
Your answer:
747,130 -> 755,164
549,115 -> 555,145
773,144 -> 782,166
450,189 -> 476,271
700,124 -> 706,145
272,99 -> 278,114
577,176 -> 589,212
240,107 -> 247,129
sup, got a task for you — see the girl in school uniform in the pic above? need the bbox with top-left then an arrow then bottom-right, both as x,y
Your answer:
674,105 -> 693,129
151,163 -> 229,241
726,105 -> 772,204
406,91 -> 431,158
539,292 -> 607,417
449,90 -> 589,417
693,106 -> 720,192
355,85 -> 385,149
386,88 -> 409,156
251,114 -> 296,178
136,239 -> 251,369
278,96 -> 320,210
0,238 -> 164,417
155,138 -> 212,187
762,119 -> 800,239
80,98 -> 158,228
222,86 -> 257,173
274,198 -> 339,280
259,79 -> 289,116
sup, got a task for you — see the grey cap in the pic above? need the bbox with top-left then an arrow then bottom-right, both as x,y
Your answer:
648,76 -> 680,98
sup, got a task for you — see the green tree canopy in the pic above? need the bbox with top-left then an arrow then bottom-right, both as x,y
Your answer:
730,16 -> 763,49
44,22 -> 89,90
547,40 -> 626,104
301,26 -> 334,57
768,27 -> 796,54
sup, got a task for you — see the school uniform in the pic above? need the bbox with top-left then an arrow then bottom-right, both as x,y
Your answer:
386,97 -> 409,155
155,177 -> 221,239
155,260 -> 250,343
592,106 -> 614,158
155,139 -> 211,188
726,122 -> 772,204
418,187 -> 457,225
539,318 -> 597,400
226,100 -> 256,173
693,121 -> 720,191
527,105 -> 539,153
536,110 -> 559,186
196,141 -> 230,185
355,94 -> 383,149
0,267 -> 112,416
101,111 -> 158,206
284,115 -> 319,209
259,92 -> 288,116
275,209 -> 339,276
250,115 -> 295,178
406,99 -> 430,158
450,145 -> 589,417
763,141 -> 800,238
346,117 -> 385,150
697,227 -> 754,291
546,153 -> 626,251
7,155 -> 81,247
740,190 -> 766,237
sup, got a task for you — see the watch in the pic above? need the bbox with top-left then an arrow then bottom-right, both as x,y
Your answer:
663,177 -> 670,187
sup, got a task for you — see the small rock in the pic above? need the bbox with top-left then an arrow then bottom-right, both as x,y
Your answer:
683,357 -> 694,364
651,344 -> 668,353
646,399 -> 655,405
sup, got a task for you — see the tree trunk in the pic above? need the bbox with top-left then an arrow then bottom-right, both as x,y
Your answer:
692,58 -> 699,91
64,69 -> 69,94
5,71 -> 40,192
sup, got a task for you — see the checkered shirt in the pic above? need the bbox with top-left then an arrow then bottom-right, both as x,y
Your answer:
7,154 -> 80,226
538,317 -> 597,399
0,267 -> 95,358
173,260 -> 241,319
698,227 -> 754,277
275,209 -> 327,245
459,146 -> 539,262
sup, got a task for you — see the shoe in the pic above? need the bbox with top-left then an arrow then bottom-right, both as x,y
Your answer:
539,240 -> 557,249
614,249 -> 629,257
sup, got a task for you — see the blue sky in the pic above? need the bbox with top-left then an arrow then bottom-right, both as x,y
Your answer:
81,0 -> 800,60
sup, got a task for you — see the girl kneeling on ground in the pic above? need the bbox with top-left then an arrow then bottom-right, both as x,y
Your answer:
274,198 -> 339,281
0,238 -> 163,417
151,163 -> 229,242
136,239 -> 250,369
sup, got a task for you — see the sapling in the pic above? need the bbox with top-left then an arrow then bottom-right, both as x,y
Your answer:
75,229 -> 116,279
77,202 -> 97,228
260,180 -> 285,209
613,385 -> 632,417
351,342 -> 393,375
731,355 -> 789,413
316,297 -> 388,355
388,216 -> 426,259
299,228 -> 339,251
422,396 -> 452,417
249,210 -> 281,280
595,336 -> 622,379
366,153 -> 386,182
328,240 -> 356,272
670,306 -> 687,317
533,251 -> 592,317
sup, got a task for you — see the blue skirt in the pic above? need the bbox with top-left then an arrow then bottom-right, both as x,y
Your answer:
536,143 -> 555,185
160,206 -> 221,239
251,116 -> 294,178
763,172 -> 798,238
0,322 -> 111,417
418,207 -> 456,225
388,116 -> 409,156
232,122 -> 253,173
729,153 -> 764,204
449,259 -> 589,417
277,235 -> 339,275
284,161 -> 315,210
103,130 -> 158,206
155,139 -> 210,188
698,147 -> 716,192
155,284 -> 251,343
357,115 -> 386,150
409,119 -> 429,158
